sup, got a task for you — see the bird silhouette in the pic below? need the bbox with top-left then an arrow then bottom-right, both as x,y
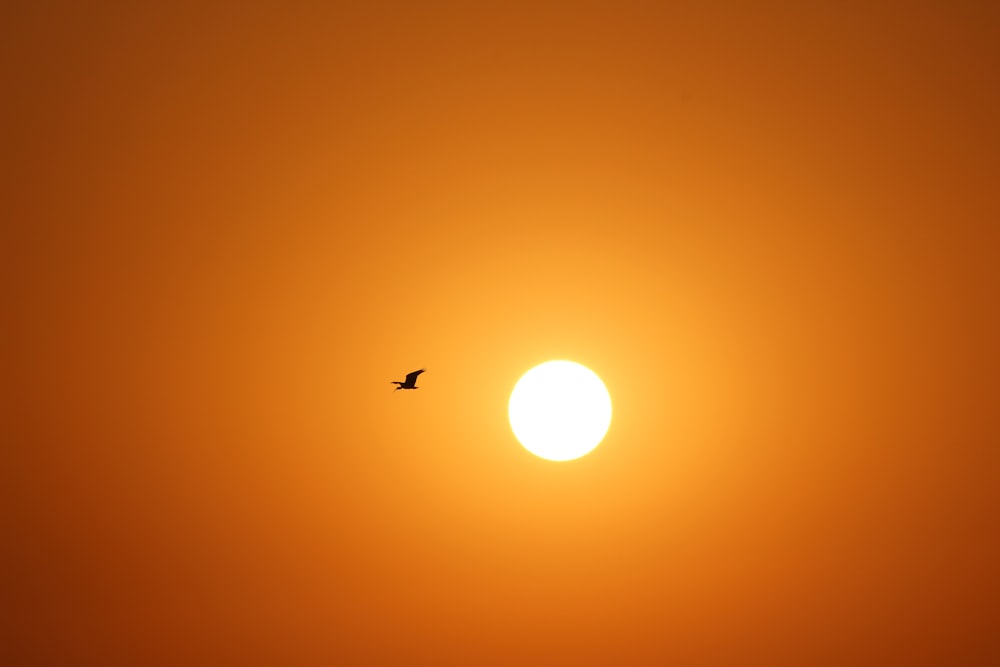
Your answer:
392,368 -> 425,391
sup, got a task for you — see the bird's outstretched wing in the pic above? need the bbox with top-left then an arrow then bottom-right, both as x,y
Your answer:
405,369 -> 425,385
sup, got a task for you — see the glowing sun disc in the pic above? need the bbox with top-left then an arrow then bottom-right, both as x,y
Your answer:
508,360 -> 612,461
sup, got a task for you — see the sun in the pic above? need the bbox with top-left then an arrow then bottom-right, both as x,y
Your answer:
508,360 -> 612,461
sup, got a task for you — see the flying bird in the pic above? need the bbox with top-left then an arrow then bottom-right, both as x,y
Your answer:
392,368 -> 425,391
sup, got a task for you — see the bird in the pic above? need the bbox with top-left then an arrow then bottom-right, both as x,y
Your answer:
391,368 -> 425,391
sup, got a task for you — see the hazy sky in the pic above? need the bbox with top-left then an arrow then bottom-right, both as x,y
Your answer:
8,1 -> 999,664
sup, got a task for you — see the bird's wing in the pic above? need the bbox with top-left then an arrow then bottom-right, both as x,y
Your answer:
405,369 -> 425,384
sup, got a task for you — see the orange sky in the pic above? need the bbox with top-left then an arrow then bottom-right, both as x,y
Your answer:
8,1 -> 999,664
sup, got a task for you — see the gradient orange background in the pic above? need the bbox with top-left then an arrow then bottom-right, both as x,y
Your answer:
8,2 -> 998,664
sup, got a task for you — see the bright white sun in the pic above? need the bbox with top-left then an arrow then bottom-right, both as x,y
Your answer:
508,360 -> 612,461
